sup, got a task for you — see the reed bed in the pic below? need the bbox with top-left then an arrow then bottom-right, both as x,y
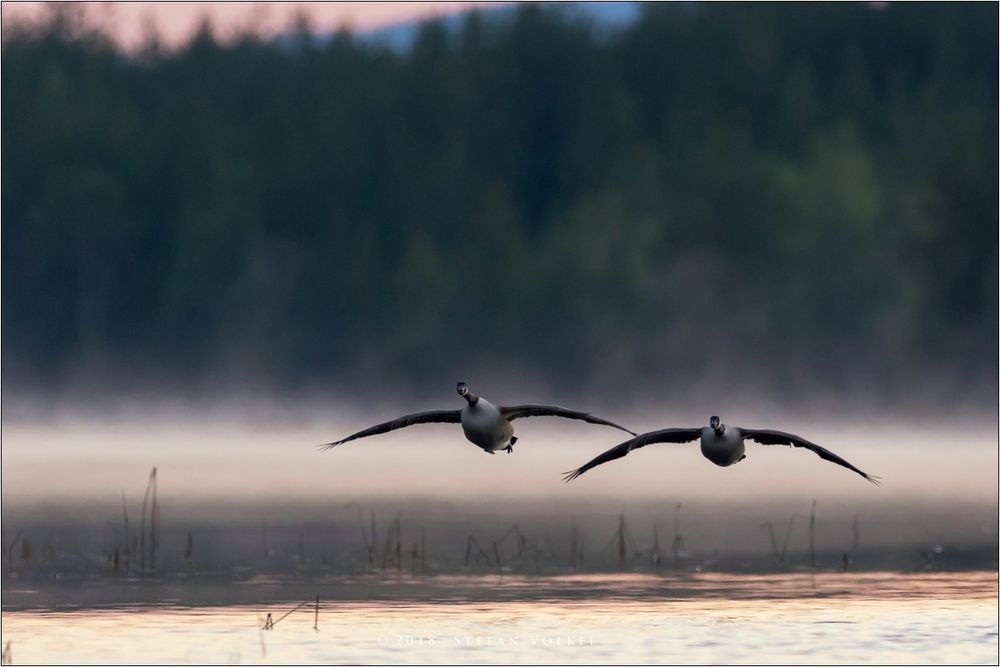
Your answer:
3,490 -> 966,583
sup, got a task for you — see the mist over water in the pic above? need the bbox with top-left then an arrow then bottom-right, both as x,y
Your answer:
3,402 -> 996,577
4,399 -> 996,498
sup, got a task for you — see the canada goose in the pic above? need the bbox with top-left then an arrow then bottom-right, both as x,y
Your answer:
563,416 -> 879,484
320,382 -> 635,454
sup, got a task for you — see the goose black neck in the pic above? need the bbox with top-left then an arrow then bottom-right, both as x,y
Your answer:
463,393 -> 480,406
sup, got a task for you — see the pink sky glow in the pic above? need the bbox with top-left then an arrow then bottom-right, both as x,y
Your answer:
2,2 -> 500,50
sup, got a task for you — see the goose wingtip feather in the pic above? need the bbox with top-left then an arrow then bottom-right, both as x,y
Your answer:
317,440 -> 344,452
562,468 -> 584,483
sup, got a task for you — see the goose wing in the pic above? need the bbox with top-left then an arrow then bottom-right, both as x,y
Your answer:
740,428 -> 880,485
562,428 -> 702,481
319,410 -> 462,450
499,404 -> 635,435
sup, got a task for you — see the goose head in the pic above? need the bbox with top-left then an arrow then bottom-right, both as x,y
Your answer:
709,415 -> 725,436
456,382 -> 478,405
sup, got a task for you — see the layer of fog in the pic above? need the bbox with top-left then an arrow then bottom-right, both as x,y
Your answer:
3,401 -> 996,507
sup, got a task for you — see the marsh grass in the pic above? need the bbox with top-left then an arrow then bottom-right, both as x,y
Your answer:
2,493 -> 986,585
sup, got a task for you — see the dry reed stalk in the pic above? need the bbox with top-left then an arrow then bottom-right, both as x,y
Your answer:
763,521 -> 779,562
5,531 -> 22,578
420,527 -> 426,576
617,515 -> 626,571
121,491 -> 131,576
809,500 -> 816,569
140,467 -> 158,574
570,519 -> 578,571
394,517 -> 402,577
467,536 -> 491,569
256,610 -> 268,657
780,516 -> 796,563
492,539 -> 503,581
370,512 -> 376,571
670,503 -> 685,570
262,598 -> 314,630
152,469 -> 159,572
381,526 -> 392,576
347,502 -> 374,571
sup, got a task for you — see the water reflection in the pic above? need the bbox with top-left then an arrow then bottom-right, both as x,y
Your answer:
2,573 -> 996,664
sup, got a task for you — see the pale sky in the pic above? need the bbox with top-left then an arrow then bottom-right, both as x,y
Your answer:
1,2 -> 499,50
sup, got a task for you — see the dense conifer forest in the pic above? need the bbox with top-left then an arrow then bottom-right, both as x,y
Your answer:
3,3 -> 996,405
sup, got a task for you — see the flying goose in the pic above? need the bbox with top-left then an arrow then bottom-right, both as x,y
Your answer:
563,416 -> 879,484
320,382 -> 635,454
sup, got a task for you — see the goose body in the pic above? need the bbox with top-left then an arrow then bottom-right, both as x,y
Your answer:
460,397 -> 515,452
565,415 -> 878,484
320,382 -> 634,455
699,425 -> 746,466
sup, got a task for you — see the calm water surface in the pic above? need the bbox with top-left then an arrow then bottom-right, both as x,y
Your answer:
2,573 -> 997,664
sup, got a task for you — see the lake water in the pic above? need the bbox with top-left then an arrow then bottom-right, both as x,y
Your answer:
2,572 -> 996,664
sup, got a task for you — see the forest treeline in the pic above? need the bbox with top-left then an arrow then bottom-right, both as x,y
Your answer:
2,3 -> 997,406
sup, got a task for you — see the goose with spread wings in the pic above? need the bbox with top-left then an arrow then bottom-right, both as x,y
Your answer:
563,416 -> 879,484
320,382 -> 634,454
